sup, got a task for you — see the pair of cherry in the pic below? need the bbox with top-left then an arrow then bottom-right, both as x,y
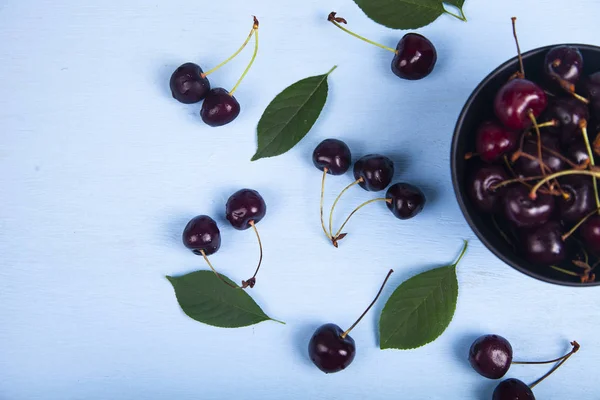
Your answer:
169,17 -> 259,127
182,189 -> 266,289
469,334 -> 580,399
313,139 -> 426,247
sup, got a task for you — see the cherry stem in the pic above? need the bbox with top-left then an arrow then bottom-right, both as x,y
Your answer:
530,170 -> 600,199
529,341 -> 580,389
229,20 -> 259,96
551,265 -> 581,277
580,121 -> 600,214
490,175 -> 546,191
320,168 -> 331,240
329,178 -> 363,239
528,112 -> 545,179
513,342 -> 580,366
332,198 -> 392,244
341,269 -> 394,339
241,220 -> 263,289
199,250 -> 239,289
327,12 -> 397,54
562,206 -> 600,241
511,17 -> 525,78
539,142 -> 583,169
202,18 -> 257,77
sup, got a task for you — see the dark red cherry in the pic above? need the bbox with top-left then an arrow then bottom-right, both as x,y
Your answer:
580,215 -> 600,253
467,165 -> 509,213
544,45 -> 583,86
514,141 -> 565,178
386,183 -> 426,219
169,63 -> 211,104
312,139 -> 352,175
581,72 -> 600,118
391,33 -> 437,80
502,185 -> 555,228
494,79 -> 548,130
353,154 -> 394,192
540,97 -> 589,144
493,378 -> 535,400
475,121 -> 518,163
225,189 -> 266,230
522,221 -> 566,265
182,215 -> 221,255
308,323 -> 356,374
200,88 -> 241,127
566,140 -> 591,166
557,176 -> 595,223
468,334 -> 513,379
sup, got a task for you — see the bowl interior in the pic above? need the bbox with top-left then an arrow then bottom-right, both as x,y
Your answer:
452,44 -> 600,287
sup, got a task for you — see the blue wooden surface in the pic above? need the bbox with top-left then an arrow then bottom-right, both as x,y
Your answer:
1,0 -> 599,399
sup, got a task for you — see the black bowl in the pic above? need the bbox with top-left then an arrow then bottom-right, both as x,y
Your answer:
451,44 -> 600,287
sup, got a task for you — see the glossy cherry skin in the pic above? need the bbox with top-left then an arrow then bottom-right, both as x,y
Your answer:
386,183 -> 426,219
580,215 -> 600,253
557,176 -> 595,223
308,323 -> 356,374
468,335 -> 513,379
200,88 -> 241,127
170,63 -> 211,104
467,165 -> 509,213
541,97 -> 589,144
353,154 -> 394,192
544,45 -> 583,86
502,185 -> 555,228
182,215 -> 221,256
581,71 -> 600,117
312,139 -> 352,175
514,141 -> 565,178
225,189 -> 266,230
475,121 -> 518,163
494,79 -> 548,130
522,221 -> 566,265
493,379 -> 535,400
391,33 -> 437,80
567,140 -> 591,166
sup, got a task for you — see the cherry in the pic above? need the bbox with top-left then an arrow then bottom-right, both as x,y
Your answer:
353,154 -> 395,192
494,79 -> 548,131
580,71 -> 600,116
492,379 -> 535,400
226,189 -> 266,230
514,140 -> 565,178
544,45 -> 583,87
580,215 -> 600,253
540,97 -> 589,145
170,63 -> 211,104
557,176 -> 595,223
475,121 -> 518,163
566,140 -> 591,166
200,88 -> 241,126
327,13 -> 436,80
502,185 -> 555,228
391,33 -> 437,80
308,270 -> 393,373
469,335 -> 513,379
386,183 -> 426,219
182,215 -> 221,256
467,165 -> 509,213
313,139 -> 352,175
522,221 -> 566,265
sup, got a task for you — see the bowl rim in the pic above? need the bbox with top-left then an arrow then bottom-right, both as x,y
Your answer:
451,43 -> 600,287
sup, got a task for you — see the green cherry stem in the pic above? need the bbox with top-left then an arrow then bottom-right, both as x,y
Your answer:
199,250 -> 239,289
341,269 -> 394,339
579,120 -> 600,214
329,177 -> 364,240
529,341 -> 580,389
229,18 -> 259,96
202,18 -> 257,77
513,341 -> 581,366
530,170 -> 600,199
511,17 -> 525,78
320,168 -> 332,240
327,12 -> 397,54
562,207 -> 600,241
332,198 -> 392,245
241,220 -> 263,289
452,240 -> 469,267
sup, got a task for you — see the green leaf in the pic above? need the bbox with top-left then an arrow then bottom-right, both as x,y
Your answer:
352,0 -> 444,30
251,66 -> 336,161
166,270 -> 283,328
444,0 -> 464,7
379,241 -> 468,350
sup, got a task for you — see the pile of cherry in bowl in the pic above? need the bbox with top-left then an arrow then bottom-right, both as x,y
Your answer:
466,44 -> 600,283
